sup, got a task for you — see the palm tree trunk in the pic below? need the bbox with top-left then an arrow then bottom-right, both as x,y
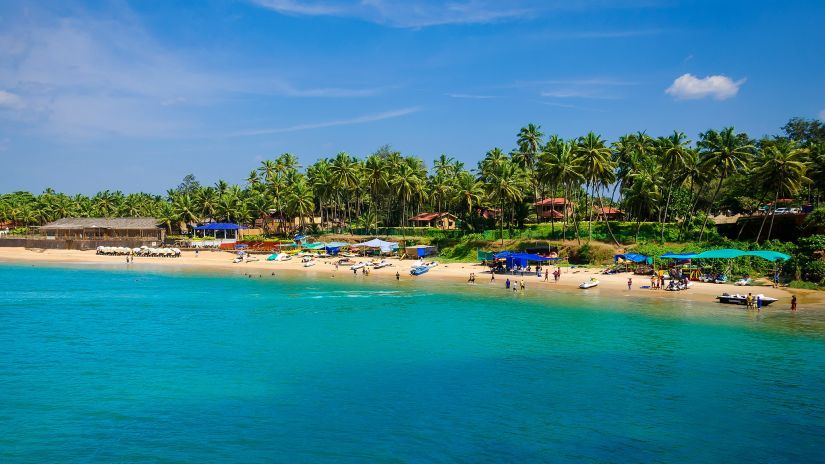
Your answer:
698,177 -> 724,242
766,183 -> 782,241
661,187 -> 673,242
595,187 -> 621,246
587,179 -> 595,241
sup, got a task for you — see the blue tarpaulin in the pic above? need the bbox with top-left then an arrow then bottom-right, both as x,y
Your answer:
193,223 -> 242,231
614,253 -> 651,264
493,251 -> 557,268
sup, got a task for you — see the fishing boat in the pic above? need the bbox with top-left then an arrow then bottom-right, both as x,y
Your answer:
579,278 -> 599,289
410,265 -> 430,276
716,293 -> 778,306
372,260 -> 392,269
351,262 -> 367,270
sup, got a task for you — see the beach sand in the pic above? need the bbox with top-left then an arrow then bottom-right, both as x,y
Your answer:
2,247 -> 823,310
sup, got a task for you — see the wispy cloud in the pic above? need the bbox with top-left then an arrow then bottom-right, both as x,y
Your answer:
541,101 -> 606,112
0,6 -> 386,139
665,73 -> 744,100
536,28 -> 664,40
252,0 -> 536,28
446,93 -> 499,99
228,107 -> 421,136
533,78 -> 634,100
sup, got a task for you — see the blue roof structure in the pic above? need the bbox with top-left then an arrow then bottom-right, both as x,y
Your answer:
660,252 -> 699,260
193,223 -> 242,231
614,253 -> 651,264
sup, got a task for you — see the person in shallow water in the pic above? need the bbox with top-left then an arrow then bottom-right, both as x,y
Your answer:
395,271 -> 400,280
791,295 -> 798,311
505,278 -> 511,289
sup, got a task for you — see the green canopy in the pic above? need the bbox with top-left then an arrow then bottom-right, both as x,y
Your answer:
302,242 -> 326,250
477,250 -> 496,261
694,249 -> 746,259
694,248 -> 790,262
745,250 -> 791,262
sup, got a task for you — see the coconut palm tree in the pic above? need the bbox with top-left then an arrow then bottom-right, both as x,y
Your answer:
482,157 -> 527,245
753,140 -> 810,240
697,127 -> 754,240
657,131 -> 691,240
575,132 -> 616,241
453,170 -> 484,228
287,179 -> 315,231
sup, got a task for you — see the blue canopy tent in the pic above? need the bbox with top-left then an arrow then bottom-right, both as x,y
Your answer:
193,223 -> 243,240
323,241 -> 349,255
493,251 -> 556,269
613,253 -> 651,264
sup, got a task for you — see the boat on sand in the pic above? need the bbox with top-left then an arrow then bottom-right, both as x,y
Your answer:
579,278 -> 599,289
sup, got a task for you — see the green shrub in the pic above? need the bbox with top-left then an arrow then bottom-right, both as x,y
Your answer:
788,280 -> 823,290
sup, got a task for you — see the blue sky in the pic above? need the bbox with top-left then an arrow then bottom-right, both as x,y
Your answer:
1,0 -> 823,193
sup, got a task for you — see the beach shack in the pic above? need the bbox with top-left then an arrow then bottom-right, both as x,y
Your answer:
193,223 -> 243,246
405,244 -> 438,258
40,217 -> 164,242
493,251 -> 557,272
408,212 -> 458,230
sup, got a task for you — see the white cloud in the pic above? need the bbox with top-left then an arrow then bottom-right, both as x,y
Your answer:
228,106 -> 420,136
0,90 -> 23,109
0,8 -> 386,139
252,0 -> 537,28
665,73 -> 744,100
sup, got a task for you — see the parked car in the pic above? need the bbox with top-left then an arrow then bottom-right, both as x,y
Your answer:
790,207 -> 801,214
774,207 -> 790,214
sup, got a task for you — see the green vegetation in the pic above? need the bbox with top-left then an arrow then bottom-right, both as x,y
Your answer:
2,118 -> 824,286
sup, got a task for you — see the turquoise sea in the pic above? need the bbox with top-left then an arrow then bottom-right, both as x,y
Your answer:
1,263 -> 824,463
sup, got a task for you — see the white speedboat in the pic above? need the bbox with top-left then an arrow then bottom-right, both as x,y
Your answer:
716,293 -> 778,306
734,278 -> 753,286
351,262 -> 367,270
579,278 -> 599,289
372,260 -> 392,269
303,260 -> 316,267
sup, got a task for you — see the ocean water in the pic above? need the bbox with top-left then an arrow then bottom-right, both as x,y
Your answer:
1,264 -> 824,463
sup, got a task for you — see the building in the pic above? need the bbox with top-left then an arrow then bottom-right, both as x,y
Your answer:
409,212 -> 458,229
259,210 -> 323,233
596,207 -> 625,221
533,198 -> 572,220
40,217 -> 164,241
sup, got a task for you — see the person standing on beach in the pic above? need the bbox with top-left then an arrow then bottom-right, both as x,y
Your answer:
520,280 -> 525,291
791,295 -> 797,311
756,294 -> 763,311
490,271 -> 495,282
505,278 -> 511,290
627,277 -> 632,291
396,271 -> 400,281
773,271 -> 780,288
544,269 -> 549,282
746,293 -> 753,310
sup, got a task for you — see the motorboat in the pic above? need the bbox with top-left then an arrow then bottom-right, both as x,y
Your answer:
716,293 -> 778,306
410,265 -> 430,276
579,278 -> 599,289
372,260 -> 392,269
734,278 -> 753,286
351,262 -> 367,270
303,260 -> 316,267
266,253 -> 280,261
714,275 -> 728,284
665,280 -> 694,291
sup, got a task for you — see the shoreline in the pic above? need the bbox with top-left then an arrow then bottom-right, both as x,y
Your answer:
2,247 -> 824,310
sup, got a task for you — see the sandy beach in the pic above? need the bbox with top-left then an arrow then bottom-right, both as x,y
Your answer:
3,246 -> 823,310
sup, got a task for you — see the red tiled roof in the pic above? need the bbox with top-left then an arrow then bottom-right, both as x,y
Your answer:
533,197 -> 570,206
540,210 -> 564,219
597,207 -> 623,214
409,212 -> 455,221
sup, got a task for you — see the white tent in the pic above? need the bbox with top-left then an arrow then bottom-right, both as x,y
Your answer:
352,238 -> 399,253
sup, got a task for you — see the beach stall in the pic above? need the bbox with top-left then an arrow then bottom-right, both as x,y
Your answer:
613,253 -> 652,273
352,238 -> 399,256
493,251 -> 556,272
323,242 -> 349,256
405,244 -> 438,258
193,223 -> 243,246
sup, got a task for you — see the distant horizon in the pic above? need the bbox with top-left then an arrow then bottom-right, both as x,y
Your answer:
1,0 -> 824,194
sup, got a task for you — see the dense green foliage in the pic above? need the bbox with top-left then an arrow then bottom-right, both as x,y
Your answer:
2,118 -> 824,249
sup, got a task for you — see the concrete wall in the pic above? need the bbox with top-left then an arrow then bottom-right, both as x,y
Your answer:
0,238 -> 162,250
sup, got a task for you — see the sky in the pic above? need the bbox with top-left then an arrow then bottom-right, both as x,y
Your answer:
1,0 -> 824,194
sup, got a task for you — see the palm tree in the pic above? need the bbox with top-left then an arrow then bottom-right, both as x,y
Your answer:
170,194 -> 198,232
575,132 -> 616,242
482,157 -> 527,245
754,140 -> 810,240
697,127 -> 754,240
287,179 -> 314,231
516,124 -> 544,220
657,131 -> 691,240
452,170 -> 484,229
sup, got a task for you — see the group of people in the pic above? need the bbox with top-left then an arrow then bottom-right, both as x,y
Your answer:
649,273 -> 666,290
504,278 -> 526,292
